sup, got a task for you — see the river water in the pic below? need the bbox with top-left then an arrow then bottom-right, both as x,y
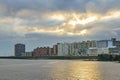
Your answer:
0,59 -> 120,80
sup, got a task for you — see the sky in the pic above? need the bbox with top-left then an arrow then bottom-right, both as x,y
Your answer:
0,0 -> 120,56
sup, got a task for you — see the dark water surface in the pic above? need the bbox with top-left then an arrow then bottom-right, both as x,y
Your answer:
0,59 -> 120,80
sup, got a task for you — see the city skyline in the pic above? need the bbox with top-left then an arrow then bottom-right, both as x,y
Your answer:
13,38 -> 120,57
0,0 -> 120,56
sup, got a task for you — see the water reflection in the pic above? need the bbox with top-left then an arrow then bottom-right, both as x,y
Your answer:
50,61 -> 101,80
0,60 -> 120,80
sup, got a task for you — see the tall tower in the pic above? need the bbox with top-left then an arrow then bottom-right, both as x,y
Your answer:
15,43 -> 25,57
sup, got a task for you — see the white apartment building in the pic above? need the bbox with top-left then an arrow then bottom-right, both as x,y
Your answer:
57,38 -> 120,56
57,43 -> 69,56
88,39 -> 116,55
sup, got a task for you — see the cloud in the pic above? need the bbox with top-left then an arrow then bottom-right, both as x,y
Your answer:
0,0 -> 120,41
0,0 -> 120,56
0,10 -> 120,39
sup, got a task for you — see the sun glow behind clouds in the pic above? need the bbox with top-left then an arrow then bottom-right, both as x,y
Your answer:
80,29 -> 87,35
51,14 -> 65,21
101,10 -> 120,20
67,29 -> 87,36
67,13 -> 98,26
4,10 -> 120,37
73,14 -> 97,25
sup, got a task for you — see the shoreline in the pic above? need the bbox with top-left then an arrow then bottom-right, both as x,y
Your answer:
0,56 -> 98,60
0,55 -> 119,62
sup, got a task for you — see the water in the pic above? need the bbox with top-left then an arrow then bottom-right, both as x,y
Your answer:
0,59 -> 120,80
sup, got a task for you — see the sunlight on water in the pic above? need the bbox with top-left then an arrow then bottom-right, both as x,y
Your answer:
0,59 -> 120,80
50,61 -> 101,80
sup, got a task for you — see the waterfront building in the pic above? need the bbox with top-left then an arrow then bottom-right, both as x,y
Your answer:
53,44 -> 58,55
69,43 -> 76,56
48,48 -> 54,56
15,38 -> 120,57
15,43 -> 25,57
33,47 -> 49,57
57,41 -> 97,56
109,38 -> 120,54
69,41 -> 97,56
88,38 -> 120,55
21,52 -> 33,57
57,43 -> 69,56
70,42 -> 88,56
49,46 -> 59,56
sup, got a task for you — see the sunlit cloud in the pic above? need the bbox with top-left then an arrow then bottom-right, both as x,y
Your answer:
67,29 -> 88,36
50,14 -> 65,21
0,0 -> 120,55
13,26 -> 65,35
80,29 -> 87,35
101,10 -> 120,20
72,14 -> 97,25
0,0 -> 120,38
0,17 -> 13,24
1,9 -> 118,37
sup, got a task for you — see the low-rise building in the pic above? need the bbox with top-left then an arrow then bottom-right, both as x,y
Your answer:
21,52 -> 33,57
33,47 -> 49,57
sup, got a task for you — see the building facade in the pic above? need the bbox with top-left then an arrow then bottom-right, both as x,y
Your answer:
88,38 -> 120,55
21,52 -> 33,57
33,47 -> 49,57
18,38 -> 120,57
57,43 -> 69,56
53,44 -> 58,55
15,43 -> 25,57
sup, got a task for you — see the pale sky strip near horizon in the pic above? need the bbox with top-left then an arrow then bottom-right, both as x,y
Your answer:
0,0 -> 120,56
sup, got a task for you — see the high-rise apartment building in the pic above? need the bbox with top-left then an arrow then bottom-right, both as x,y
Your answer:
57,43 -> 69,56
15,43 -> 25,57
